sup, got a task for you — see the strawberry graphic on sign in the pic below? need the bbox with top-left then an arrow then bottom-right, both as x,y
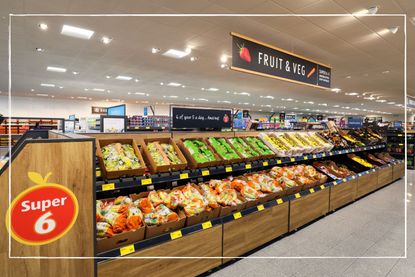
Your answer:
237,43 -> 251,63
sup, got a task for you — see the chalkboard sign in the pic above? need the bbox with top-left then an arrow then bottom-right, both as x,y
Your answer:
172,107 -> 232,129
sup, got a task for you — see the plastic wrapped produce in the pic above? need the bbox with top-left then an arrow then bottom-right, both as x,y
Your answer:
160,143 -> 182,164
126,206 -> 143,230
148,142 -> 170,166
97,222 -> 114,238
228,137 -> 259,158
101,143 -> 142,171
208,137 -> 240,160
148,190 -> 163,207
183,139 -> 217,163
245,137 -> 274,156
199,184 -> 220,209
258,133 -> 291,157
144,204 -> 179,225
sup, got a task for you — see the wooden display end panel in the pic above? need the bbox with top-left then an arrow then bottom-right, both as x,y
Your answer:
356,171 -> 378,198
329,179 -> 357,211
392,163 -> 405,181
289,188 -> 329,231
377,166 -> 393,188
223,202 -> 289,260
98,226 -> 222,277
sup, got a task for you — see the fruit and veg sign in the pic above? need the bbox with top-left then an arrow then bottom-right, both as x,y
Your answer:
5,172 -> 79,246
172,106 -> 232,129
231,32 -> 331,89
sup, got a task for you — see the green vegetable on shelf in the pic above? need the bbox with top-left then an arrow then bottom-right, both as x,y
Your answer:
183,139 -> 217,163
101,143 -> 141,171
228,137 -> 259,158
160,143 -> 182,164
208,137 -> 240,160
245,137 -> 274,156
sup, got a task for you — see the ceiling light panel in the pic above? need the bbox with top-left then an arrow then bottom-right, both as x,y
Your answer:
61,25 -> 94,40
47,66 -> 67,73
115,75 -> 132,81
40,83 -> 55,87
162,49 -> 191,59
167,82 -> 181,87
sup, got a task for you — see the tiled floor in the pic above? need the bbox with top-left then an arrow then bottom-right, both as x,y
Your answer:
210,171 -> 412,277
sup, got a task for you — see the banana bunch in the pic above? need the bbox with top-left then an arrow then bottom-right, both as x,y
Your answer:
348,154 -> 374,168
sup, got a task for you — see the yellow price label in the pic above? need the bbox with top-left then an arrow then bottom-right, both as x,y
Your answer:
320,185 -> 325,190
257,204 -> 264,211
225,166 -> 232,172
342,178 -> 347,182
245,164 -> 252,169
329,152 -> 333,155
303,156 -> 308,160
202,221 -> 212,229
312,155 -> 317,159
290,158 -> 295,162
120,244 -> 135,256
202,170 -> 210,176
145,126 -> 150,129
309,188 -> 315,193
295,193 -> 301,199
263,161 -> 269,166
96,170 -> 101,177
276,198 -> 283,205
180,173 -> 189,179
141,178 -> 152,185
277,160 -> 282,164
102,183 -> 115,191
233,212 -> 242,220
399,143 -> 403,146
170,230 -> 182,240
398,134 -> 403,136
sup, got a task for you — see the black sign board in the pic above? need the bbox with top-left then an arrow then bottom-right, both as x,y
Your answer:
231,33 -> 331,89
317,115 -> 324,121
172,107 -> 232,129
279,112 -> 286,121
91,106 -> 108,115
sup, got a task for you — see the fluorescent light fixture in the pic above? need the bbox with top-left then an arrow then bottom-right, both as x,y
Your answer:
61,25 -> 94,39
181,85 -> 186,88
220,64 -> 228,69
239,92 -> 250,96
167,82 -> 181,87
72,71 -> 79,75
286,98 -> 293,101
345,92 -> 359,96
36,48 -> 45,52
389,26 -> 399,34
77,96 -> 87,99
134,92 -> 145,95
101,36 -> 112,44
36,93 -> 48,97
40,83 -> 55,87
30,89 -> 35,92
151,47 -> 160,54
333,105 -> 340,108
220,55 -> 228,63
376,99 -> 387,103
346,76 -> 352,79
47,66 -> 67,73
160,82 -> 164,85
382,70 -> 390,74
198,98 -> 208,102
162,49 -> 191,59
115,75 -> 132,81
92,88 -> 105,92
354,6 -> 378,15
105,75 -> 111,79
207,88 -> 219,91
169,96 -> 179,98
387,102 -> 396,104
39,23 -> 48,30
331,88 -> 341,93
217,100 -> 231,104
261,95 -> 274,99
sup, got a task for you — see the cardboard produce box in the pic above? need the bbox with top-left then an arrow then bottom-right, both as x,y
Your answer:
142,137 -> 187,173
206,137 -> 243,165
242,136 -> 276,160
218,194 -> 247,217
130,192 -> 186,239
96,138 -> 146,180
177,138 -> 222,169
97,227 -> 145,253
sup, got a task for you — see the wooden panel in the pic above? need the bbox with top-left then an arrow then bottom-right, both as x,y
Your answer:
223,202 -> 289,259
0,140 -> 95,277
172,131 -> 234,139
87,132 -> 171,146
377,167 -> 393,188
98,226 -> 222,277
329,179 -> 357,211
392,163 -> 405,181
356,171 -> 378,198
289,189 -> 329,231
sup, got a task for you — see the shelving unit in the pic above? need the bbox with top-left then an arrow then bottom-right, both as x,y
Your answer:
386,130 -> 412,169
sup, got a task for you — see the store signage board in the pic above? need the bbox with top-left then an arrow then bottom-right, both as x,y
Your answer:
171,106 -> 232,129
348,116 -> 363,128
231,33 -> 331,89
91,106 -> 108,115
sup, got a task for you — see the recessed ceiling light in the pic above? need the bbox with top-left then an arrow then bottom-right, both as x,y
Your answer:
354,6 -> 378,15
115,75 -> 132,81
151,47 -> 160,54
134,79 -> 139,83
30,89 -> 35,92
239,92 -> 250,96
167,82 -> 181,87
333,105 -> 340,108
207,88 -> 219,91
387,102 -> 396,104
163,49 -> 191,59
388,26 -> 399,34
331,88 -> 341,93
47,66 -> 67,73
77,96 -> 87,99
375,99 -> 387,103
38,23 -> 48,30
220,54 -> 228,63
160,82 -> 164,85
36,93 -> 49,97
382,70 -> 390,74
128,92 -> 132,95
92,88 -> 105,92
61,24 -> 94,40
345,92 -> 359,96
135,92 -> 145,95
105,75 -> 111,79
72,71 -> 79,75
101,36 -> 112,44
181,85 -> 186,88
190,56 -> 198,62
40,83 -> 55,87
220,64 -> 228,69
107,90 -> 110,93
88,98 -> 92,100
71,96 -> 74,99
35,47 -> 45,52
346,76 -> 352,79
58,86 -> 63,89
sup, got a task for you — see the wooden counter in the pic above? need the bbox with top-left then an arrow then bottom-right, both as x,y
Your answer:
356,171 -> 378,198
392,162 -> 405,181
377,166 -> 393,189
329,178 -> 357,211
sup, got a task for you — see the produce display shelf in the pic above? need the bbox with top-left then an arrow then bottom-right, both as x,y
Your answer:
95,144 -> 386,192
0,134 -> 23,137
96,161 -> 401,261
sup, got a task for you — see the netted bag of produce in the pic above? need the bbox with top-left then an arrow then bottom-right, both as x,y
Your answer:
144,204 -> 179,225
97,222 -> 114,238
217,188 -> 242,206
126,206 -> 144,230
161,143 -> 182,164
103,211 -> 127,233
134,198 -> 154,214
148,190 -> 163,207
199,184 -> 220,209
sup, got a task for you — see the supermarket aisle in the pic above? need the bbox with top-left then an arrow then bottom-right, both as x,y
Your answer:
210,171 -> 412,277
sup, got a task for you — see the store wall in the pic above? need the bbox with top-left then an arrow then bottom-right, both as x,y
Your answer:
0,95 -> 170,118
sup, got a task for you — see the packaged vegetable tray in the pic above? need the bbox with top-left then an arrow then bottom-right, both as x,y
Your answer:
242,136 -> 275,159
258,132 -> 292,157
142,137 -> 188,173
177,138 -> 222,168
227,137 -> 261,161
207,137 -> 243,165
97,138 -> 146,180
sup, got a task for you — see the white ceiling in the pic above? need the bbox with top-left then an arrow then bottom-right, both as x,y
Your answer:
0,0 -> 414,116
